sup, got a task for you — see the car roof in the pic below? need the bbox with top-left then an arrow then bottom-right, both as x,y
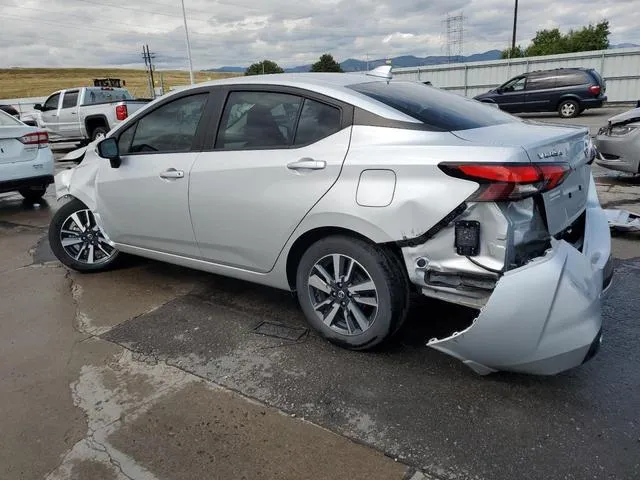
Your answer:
164,73 -> 421,122
523,67 -> 591,77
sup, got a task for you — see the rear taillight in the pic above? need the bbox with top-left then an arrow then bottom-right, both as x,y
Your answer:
19,131 -> 49,149
439,162 -> 571,201
115,104 -> 128,121
588,85 -> 601,95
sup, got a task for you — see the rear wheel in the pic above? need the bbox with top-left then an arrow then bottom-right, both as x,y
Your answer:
91,126 -> 108,141
558,99 -> 580,118
19,185 -> 47,201
295,235 -> 409,350
49,198 -> 120,272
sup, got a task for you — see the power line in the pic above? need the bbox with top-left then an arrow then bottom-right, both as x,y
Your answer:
0,12 -> 145,35
63,0 -> 212,22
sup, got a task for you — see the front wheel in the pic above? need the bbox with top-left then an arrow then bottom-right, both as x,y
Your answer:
49,198 -> 120,272
558,100 -> 580,118
296,235 -> 409,350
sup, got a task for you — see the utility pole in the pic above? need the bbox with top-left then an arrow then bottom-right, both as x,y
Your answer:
181,0 -> 195,84
511,0 -> 519,52
141,45 -> 156,98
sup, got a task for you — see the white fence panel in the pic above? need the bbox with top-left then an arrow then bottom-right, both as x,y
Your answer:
395,47 -> 640,102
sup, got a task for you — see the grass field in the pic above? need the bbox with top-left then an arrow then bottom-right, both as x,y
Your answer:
0,68 -> 239,99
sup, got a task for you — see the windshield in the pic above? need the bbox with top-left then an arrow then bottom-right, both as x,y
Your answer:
349,81 -> 518,131
82,88 -> 133,105
0,109 -> 22,126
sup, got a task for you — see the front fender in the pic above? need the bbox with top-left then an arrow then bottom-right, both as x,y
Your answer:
54,147 -> 100,211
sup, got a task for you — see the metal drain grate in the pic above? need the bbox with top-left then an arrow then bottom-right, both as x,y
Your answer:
252,321 -> 308,341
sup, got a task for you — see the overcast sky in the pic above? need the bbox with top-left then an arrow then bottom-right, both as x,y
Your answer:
1,0 -> 639,70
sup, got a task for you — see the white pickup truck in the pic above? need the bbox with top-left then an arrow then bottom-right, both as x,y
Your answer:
27,87 -> 150,144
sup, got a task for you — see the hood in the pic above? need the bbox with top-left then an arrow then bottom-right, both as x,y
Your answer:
608,107 -> 640,125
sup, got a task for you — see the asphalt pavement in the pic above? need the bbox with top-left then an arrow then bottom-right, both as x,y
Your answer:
0,108 -> 638,480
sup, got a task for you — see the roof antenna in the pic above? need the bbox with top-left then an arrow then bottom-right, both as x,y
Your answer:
366,65 -> 393,83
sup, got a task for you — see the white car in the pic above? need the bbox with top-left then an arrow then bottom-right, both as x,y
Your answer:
0,109 -> 54,201
49,71 -> 612,375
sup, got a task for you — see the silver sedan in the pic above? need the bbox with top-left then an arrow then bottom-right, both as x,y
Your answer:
49,69 -> 612,375
595,106 -> 640,174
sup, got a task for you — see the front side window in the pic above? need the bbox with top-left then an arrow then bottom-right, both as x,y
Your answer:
294,99 -> 341,145
62,91 -> 79,109
122,93 -> 208,154
349,81 -> 517,131
44,94 -> 60,111
503,77 -> 526,92
216,91 -> 302,149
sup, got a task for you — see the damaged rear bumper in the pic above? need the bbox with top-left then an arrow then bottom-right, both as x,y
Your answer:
422,176 -> 612,375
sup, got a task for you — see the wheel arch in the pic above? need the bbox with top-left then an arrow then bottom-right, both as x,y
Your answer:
556,95 -> 581,109
284,225 -> 403,290
84,115 -> 109,136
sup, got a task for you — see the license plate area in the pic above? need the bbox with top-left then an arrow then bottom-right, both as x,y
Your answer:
541,164 -> 589,235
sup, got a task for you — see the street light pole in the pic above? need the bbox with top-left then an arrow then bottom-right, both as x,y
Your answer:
181,0 -> 195,85
511,0 -> 519,52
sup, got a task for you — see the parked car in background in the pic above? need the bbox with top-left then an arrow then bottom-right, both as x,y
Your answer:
23,87 -> 150,144
0,109 -> 54,201
474,68 -> 607,118
50,72 -> 611,376
595,106 -> 640,174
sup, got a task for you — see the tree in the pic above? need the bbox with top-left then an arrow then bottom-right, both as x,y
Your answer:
501,45 -> 525,59
245,60 -> 284,76
500,21 -> 610,58
311,54 -> 343,72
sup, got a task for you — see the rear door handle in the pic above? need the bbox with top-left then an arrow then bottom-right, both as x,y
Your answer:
159,168 -> 184,179
287,158 -> 326,171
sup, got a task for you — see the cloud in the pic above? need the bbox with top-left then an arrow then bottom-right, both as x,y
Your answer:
0,0 -> 638,70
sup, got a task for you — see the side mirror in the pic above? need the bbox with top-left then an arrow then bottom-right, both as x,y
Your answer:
97,137 -> 121,168
495,87 -> 503,94
34,104 -> 42,111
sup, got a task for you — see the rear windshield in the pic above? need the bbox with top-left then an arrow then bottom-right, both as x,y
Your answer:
348,81 -> 518,131
588,69 -> 605,86
0,110 -> 21,126
82,88 -> 132,105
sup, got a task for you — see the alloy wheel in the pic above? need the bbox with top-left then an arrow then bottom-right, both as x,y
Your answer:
561,102 -> 576,117
307,254 -> 379,336
59,209 -> 116,265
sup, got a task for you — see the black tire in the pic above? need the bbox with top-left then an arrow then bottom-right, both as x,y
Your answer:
49,198 -> 120,272
19,185 -> 47,201
558,99 -> 580,118
295,235 -> 409,350
91,126 -> 108,141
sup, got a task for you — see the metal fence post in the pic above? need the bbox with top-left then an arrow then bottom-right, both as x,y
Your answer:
464,65 -> 468,97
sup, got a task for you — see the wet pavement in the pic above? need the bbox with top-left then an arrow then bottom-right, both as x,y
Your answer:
0,135 -> 639,480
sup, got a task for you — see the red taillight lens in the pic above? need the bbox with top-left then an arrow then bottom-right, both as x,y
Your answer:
19,131 -> 49,149
115,104 -> 128,121
588,85 -> 601,95
439,162 -> 571,201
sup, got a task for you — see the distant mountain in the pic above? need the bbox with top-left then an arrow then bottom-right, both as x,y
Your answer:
206,49 -> 503,73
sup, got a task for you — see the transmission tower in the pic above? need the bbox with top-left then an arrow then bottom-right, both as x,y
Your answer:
443,13 -> 465,63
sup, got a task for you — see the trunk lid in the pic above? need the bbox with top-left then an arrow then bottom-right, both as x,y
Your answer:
0,126 -> 38,164
453,122 -> 591,235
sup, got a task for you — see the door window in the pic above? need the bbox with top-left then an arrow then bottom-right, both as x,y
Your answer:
502,77 -> 526,92
293,99 -> 341,146
62,91 -> 79,109
216,91 -> 302,149
44,93 -> 60,111
122,93 -> 208,154
525,75 -> 555,90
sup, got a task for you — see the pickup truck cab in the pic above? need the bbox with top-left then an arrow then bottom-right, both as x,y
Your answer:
31,87 -> 150,143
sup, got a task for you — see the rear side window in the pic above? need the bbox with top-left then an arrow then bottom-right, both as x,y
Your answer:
294,99 -> 341,146
556,71 -> 591,87
589,69 -> 605,86
216,91 -> 302,149
62,91 -> 79,109
525,75 -> 555,90
349,81 -> 517,131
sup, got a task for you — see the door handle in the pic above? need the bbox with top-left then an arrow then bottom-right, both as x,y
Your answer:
287,158 -> 326,171
159,168 -> 185,179
71,112 -> 77,115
